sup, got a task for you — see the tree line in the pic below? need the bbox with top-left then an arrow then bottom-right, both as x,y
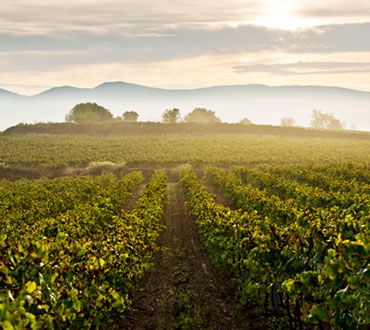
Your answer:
65,103 -> 346,130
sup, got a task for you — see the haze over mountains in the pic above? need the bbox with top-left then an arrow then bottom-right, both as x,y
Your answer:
1,82 -> 370,132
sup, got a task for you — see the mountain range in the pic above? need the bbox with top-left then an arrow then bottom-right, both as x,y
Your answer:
1,82 -> 370,131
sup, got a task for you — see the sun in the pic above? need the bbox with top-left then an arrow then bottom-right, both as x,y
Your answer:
253,14 -> 315,30
250,2 -> 319,30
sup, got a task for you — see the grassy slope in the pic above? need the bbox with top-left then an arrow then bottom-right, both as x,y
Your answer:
3,122 -> 370,140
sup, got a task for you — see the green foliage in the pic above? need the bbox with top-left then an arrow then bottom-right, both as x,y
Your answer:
184,108 -> 221,123
162,108 -> 181,123
0,130 -> 369,328
1,135 -> 370,168
65,103 -> 113,124
0,170 -> 167,328
122,111 -> 139,122
191,166 -> 370,328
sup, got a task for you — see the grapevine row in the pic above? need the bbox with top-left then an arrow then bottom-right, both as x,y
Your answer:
0,170 -> 167,329
0,171 -> 144,233
185,168 -> 369,328
233,166 -> 370,215
260,164 -> 370,195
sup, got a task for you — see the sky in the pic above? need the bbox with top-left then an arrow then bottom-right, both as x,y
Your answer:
1,0 -> 370,95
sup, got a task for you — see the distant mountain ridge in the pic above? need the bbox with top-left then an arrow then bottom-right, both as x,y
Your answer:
0,88 -> 23,97
1,81 -> 370,131
9,82 -> 370,97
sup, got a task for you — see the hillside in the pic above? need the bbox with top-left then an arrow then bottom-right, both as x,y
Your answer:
1,82 -> 370,132
3,122 -> 370,141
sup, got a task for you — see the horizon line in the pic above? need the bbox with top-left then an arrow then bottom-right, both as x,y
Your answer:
1,81 -> 370,97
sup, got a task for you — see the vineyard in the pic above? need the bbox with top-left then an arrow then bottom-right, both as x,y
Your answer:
0,134 -> 369,329
0,171 -> 167,328
1,135 -> 370,167
201,166 -> 369,328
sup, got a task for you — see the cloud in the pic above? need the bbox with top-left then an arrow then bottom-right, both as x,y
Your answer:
2,1 -> 370,36
1,1 -> 370,94
233,61 -> 370,75
300,0 -> 370,18
304,7 -> 370,18
1,22 -> 370,74
0,1 -> 263,34
0,25 -> 280,72
291,23 -> 370,53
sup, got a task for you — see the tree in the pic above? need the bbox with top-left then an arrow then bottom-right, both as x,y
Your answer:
239,118 -> 253,125
310,109 -> 345,130
162,108 -> 181,123
184,108 -> 221,123
280,117 -> 296,127
122,111 -> 139,122
65,103 -> 113,124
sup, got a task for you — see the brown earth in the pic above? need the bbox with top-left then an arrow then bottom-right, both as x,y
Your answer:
119,178 -> 267,330
203,179 -> 237,210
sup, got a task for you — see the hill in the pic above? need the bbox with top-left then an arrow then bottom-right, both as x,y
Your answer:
3,122 -> 370,141
1,82 -> 370,131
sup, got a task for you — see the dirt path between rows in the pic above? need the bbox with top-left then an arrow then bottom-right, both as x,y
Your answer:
204,179 -> 237,210
120,181 -> 265,330
123,183 -> 146,212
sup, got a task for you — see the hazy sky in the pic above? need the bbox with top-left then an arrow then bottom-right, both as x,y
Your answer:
1,0 -> 370,94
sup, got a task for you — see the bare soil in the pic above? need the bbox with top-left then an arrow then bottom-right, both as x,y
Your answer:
203,179 -> 237,210
119,180 -> 266,330
123,183 -> 147,212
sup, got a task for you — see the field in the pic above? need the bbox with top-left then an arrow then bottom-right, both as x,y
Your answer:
0,133 -> 369,329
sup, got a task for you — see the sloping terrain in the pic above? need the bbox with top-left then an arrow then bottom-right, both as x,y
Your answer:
1,82 -> 370,131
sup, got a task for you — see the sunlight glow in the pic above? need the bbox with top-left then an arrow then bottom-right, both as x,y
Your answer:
253,15 -> 318,30
250,2 -> 321,30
